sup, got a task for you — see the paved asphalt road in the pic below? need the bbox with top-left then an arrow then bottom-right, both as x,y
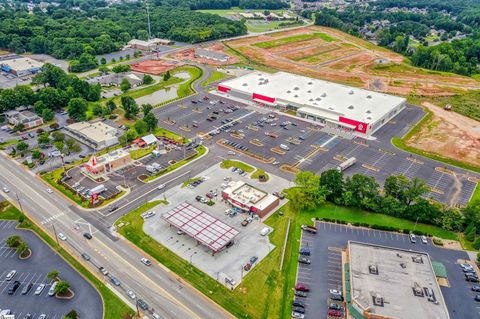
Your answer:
0,153 -> 234,319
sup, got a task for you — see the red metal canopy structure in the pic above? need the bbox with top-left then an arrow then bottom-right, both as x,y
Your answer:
162,202 -> 239,253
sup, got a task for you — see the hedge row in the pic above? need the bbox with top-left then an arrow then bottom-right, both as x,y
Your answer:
316,218 -> 432,237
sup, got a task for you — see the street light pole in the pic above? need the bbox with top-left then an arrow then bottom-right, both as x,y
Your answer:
52,223 -> 60,246
15,192 -> 24,214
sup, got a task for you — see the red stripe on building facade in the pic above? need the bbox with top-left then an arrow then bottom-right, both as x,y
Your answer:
339,116 -> 368,133
218,85 -> 230,93
252,93 -> 275,103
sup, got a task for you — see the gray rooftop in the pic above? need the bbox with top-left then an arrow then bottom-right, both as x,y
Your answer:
195,48 -> 229,61
348,241 -> 450,319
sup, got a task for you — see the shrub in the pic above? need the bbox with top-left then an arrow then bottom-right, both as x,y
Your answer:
433,238 -> 444,246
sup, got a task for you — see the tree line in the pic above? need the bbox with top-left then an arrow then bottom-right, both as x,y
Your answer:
0,2 -> 247,65
162,0 -> 289,10
290,170 -> 479,237
0,64 -> 101,125
306,0 -> 480,76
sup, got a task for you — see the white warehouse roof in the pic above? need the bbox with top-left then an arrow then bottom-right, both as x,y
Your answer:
220,71 -> 406,125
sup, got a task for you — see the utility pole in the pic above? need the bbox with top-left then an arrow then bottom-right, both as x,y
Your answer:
15,193 -> 24,214
146,2 -> 152,40
52,223 -> 59,246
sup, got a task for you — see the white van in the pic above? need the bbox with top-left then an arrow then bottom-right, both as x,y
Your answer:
48,281 -> 58,296
279,144 -> 290,151
260,227 -> 270,236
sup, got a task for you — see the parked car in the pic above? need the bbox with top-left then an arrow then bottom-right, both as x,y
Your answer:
58,233 -> 67,241
421,235 -> 428,244
472,285 -> 480,292
38,314 -> 47,319
292,307 -> 305,314
21,282 -> 33,294
291,311 -> 304,319
81,253 -> 91,261
298,256 -> 311,264
475,295 -> 480,302
294,290 -> 307,298
250,256 -> 258,264
8,281 -> 20,294
243,263 -> 252,271
22,314 -> 33,319
83,232 -> 93,240
328,310 -> 342,317
6,270 -> 16,281
329,289 -> 342,296
299,247 -> 311,256
409,233 -> 417,243
35,283 -> 46,295
292,300 -> 305,308
295,283 -> 310,292
329,303 -> 343,311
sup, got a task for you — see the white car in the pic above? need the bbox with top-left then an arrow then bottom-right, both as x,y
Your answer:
157,184 -> 166,190
3,187 -> 9,193
38,315 -> 47,319
35,283 -> 46,295
46,188 -> 53,194
126,289 -> 136,299
6,270 -> 16,281
141,258 -> 152,266
58,233 -> 67,241
329,289 -> 342,296
421,235 -> 428,244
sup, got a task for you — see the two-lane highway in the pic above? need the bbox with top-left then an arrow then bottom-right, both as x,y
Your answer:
0,151 -> 233,319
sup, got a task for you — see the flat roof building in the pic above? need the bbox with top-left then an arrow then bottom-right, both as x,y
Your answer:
4,110 -> 43,129
218,71 -> 406,136
221,181 -> 279,218
65,121 -> 118,150
128,38 -> 173,51
162,202 -> 239,254
346,241 -> 450,319
194,48 -> 230,62
0,55 -> 43,77
84,149 -> 133,178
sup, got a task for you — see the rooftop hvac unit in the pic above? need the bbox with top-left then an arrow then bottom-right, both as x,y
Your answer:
242,83 -> 248,86
366,116 -> 372,120
316,97 -> 321,101
367,94 -> 372,99
366,110 -> 371,114
287,90 -> 291,93
309,98 -> 313,101
412,256 -> 424,264
307,90 -> 312,93
412,282 -> 424,297
368,265 -> 378,275
348,105 -> 354,110
308,81 -> 313,85
372,295 -> 384,307
349,90 -> 354,95
294,95 -> 298,98
321,93 -> 327,97
396,253 -> 403,258
294,87 -> 299,91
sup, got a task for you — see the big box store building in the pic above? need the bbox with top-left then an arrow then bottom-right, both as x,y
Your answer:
217,71 -> 406,136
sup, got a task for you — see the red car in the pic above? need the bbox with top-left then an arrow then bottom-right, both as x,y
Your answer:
295,283 -> 310,292
327,309 -> 342,317
206,193 -> 214,199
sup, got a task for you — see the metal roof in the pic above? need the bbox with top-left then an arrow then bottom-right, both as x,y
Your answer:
162,202 -> 239,252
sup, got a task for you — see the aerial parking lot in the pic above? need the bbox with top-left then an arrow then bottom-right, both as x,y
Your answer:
294,221 -> 478,319
0,220 -> 103,319
141,163 -> 290,287
157,91 -> 479,207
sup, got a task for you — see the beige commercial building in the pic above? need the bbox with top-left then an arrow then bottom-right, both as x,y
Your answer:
65,121 -> 118,150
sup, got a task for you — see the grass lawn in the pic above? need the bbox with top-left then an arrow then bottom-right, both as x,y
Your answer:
143,145 -> 206,182
42,168 -> 90,208
310,202 -> 458,240
251,168 -> 269,181
0,139 -> 19,150
0,201 -> 133,319
196,7 -> 290,16
253,33 -> 336,49
174,65 -> 203,100
129,145 -> 155,160
220,159 -> 254,172
201,70 -> 230,87
470,183 -> 480,205
154,127 -> 188,142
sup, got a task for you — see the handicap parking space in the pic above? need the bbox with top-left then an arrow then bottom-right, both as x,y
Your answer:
296,221 -> 476,319
0,222 -> 103,318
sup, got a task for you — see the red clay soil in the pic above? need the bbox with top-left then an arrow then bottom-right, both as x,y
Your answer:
170,43 -> 240,66
130,59 -> 177,75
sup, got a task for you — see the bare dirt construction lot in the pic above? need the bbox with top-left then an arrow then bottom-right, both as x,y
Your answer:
406,102 -> 480,167
225,26 -> 480,96
170,43 -> 240,66
130,59 -> 178,75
